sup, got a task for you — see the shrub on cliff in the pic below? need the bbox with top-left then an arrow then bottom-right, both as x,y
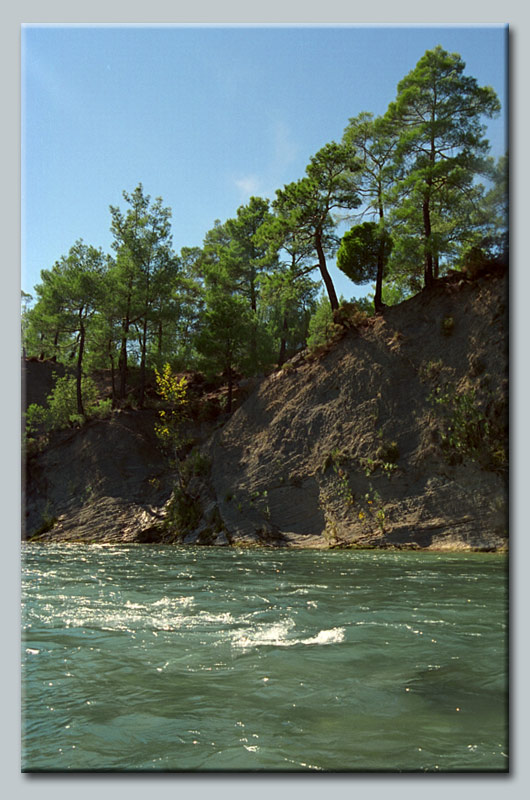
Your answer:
25,373 -> 111,442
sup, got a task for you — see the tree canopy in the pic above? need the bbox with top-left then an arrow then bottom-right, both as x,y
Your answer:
23,46 -> 504,418
337,222 -> 393,312
386,45 -> 501,287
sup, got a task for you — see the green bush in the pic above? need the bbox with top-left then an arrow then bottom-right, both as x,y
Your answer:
25,374 -> 108,438
181,448 -> 211,482
419,359 -> 444,382
25,403 -> 52,436
428,383 -> 506,471
332,302 -> 370,329
47,374 -> 99,429
307,296 -> 341,351
87,397 -> 113,420
165,487 -> 201,535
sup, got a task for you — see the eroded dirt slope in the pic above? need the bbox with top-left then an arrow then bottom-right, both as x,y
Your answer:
24,270 -> 508,550
195,271 -> 508,550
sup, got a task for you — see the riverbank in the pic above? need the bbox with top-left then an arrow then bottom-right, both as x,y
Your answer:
24,270 -> 508,551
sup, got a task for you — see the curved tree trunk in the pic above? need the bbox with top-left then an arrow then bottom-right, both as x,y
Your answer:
315,231 -> 339,311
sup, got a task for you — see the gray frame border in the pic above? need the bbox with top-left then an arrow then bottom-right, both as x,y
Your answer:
4,2 -> 527,798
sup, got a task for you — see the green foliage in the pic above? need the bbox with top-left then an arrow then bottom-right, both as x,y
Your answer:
307,295 -> 341,351
332,302 -> 370,330
153,363 -> 189,458
258,267 -> 320,365
273,141 -> 361,310
320,449 -> 354,512
25,403 -> 52,437
24,373 -> 111,453
195,286 -> 254,409
342,112 -> 397,220
386,45 -> 501,287
164,487 -> 202,538
359,456 -> 397,478
332,465 -> 354,507
110,184 -> 183,406
428,383 -> 506,470
48,374 -> 100,428
88,397 -> 113,420
24,241 -> 107,417
419,359 -> 444,382
336,222 -> 393,302
181,448 -> 211,483
356,486 -> 387,533
349,295 -> 375,316
23,47 -> 506,523
26,374 -> 101,436
359,430 -> 399,478
249,489 -> 271,519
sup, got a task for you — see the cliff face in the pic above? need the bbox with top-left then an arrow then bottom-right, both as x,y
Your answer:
24,270 -> 508,550
23,409 -> 177,543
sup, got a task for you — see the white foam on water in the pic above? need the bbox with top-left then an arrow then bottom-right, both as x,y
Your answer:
197,611 -> 234,624
152,596 -> 194,609
231,620 -> 345,649
232,619 -> 295,649
301,627 -> 345,645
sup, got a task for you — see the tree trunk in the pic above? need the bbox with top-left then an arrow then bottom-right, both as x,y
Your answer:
374,249 -> 384,314
118,281 -> 133,402
277,312 -> 288,367
108,340 -> 117,407
226,369 -> 233,414
76,313 -> 85,417
424,129 -> 436,289
118,331 -> 128,401
157,318 -> 163,359
315,231 -> 339,311
248,278 -> 258,371
138,317 -> 148,408
374,203 -> 386,314
51,330 -> 59,362
422,197 -> 434,288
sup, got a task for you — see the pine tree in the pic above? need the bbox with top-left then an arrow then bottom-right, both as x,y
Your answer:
387,45 -> 500,288
109,184 -> 174,406
273,142 -> 361,311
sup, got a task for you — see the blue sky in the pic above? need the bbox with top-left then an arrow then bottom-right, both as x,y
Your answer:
21,24 -> 508,301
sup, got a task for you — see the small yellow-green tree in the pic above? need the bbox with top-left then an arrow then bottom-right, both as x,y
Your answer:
154,364 -> 189,480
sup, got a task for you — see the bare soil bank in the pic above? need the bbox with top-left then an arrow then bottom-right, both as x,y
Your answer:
24,270 -> 508,551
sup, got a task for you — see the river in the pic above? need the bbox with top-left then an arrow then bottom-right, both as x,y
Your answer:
21,544 -> 508,772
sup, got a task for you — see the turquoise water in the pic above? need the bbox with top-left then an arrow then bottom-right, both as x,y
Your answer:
21,545 -> 508,772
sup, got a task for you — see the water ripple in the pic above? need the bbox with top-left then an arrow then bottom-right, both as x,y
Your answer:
22,545 -> 508,772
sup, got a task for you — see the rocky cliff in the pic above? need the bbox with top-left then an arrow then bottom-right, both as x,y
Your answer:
24,269 -> 508,551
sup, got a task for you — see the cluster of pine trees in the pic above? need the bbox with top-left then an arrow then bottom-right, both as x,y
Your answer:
22,47 -> 507,416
